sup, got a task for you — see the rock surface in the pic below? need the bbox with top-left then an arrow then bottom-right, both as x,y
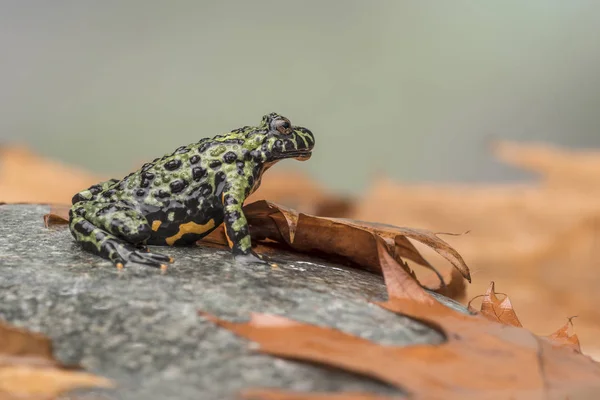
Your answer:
0,204 -> 467,400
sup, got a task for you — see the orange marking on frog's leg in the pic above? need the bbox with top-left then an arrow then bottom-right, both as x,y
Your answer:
165,219 -> 216,246
151,220 -> 162,231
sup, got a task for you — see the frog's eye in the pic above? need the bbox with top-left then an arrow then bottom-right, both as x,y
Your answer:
274,118 -> 292,134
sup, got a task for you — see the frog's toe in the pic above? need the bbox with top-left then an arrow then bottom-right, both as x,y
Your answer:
126,250 -> 173,269
234,250 -> 269,265
111,243 -> 174,269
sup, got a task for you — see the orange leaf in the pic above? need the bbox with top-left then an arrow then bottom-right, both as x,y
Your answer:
42,204 -> 71,227
0,320 -> 112,399
471,281 -> 523,328
0,320 -> 55,362
0,146 -> 104,204
544,319 -> 582,353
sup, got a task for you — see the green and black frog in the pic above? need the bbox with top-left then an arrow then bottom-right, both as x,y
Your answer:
69,113 -> 315,269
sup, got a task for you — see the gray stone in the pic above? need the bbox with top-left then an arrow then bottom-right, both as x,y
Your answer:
0,204 -> 467,400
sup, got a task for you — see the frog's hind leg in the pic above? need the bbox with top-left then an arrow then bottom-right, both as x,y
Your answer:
69,202 -> 173,269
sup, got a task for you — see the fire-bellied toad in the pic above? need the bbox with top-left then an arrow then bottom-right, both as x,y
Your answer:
69,113 -> 315,269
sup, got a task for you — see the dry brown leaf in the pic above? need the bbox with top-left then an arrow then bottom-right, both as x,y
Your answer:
545,320 -> 582,353
339,219 -> 471,282
42,205 -> 71,228
0,321 -> 55,363
0,321 -> 112,399
201,238 -> 600,400
492,141 -> 600,188
0,146 -> 104,204
518,217 -> 600,322
468,281 -> 523,328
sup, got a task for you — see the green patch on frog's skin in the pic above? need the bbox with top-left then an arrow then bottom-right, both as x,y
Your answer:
68,113 -> 315,268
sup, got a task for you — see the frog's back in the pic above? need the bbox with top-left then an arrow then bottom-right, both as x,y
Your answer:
119,140 -> 222,208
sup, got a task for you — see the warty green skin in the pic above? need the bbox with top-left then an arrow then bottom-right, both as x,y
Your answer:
68,113 -> 315,268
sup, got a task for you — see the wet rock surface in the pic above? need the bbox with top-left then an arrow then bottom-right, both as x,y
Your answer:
0,204 -> 466,400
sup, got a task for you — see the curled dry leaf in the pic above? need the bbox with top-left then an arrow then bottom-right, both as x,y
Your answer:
201,238 -> 600,400
546,321 -> 582,353
340,220 -> 471,282
468,281 -> 523,328
0,321 -> 112,399
43,204 -> 71,228
203,200 -> 471,288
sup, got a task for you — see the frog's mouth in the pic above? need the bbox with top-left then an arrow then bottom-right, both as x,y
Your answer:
274,149 -> 312,161
294,152 -> 312,161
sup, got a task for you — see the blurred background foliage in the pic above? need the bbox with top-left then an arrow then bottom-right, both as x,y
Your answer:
1,1 -> 600,194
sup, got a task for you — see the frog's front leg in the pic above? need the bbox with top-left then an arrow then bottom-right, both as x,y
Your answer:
221,192 -> 267,264
69,201 -> 173,269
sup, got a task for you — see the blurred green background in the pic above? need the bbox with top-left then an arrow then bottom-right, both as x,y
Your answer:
1,1 -> 599,194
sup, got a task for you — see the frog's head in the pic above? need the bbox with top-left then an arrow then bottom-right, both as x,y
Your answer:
255,113 -> 315,162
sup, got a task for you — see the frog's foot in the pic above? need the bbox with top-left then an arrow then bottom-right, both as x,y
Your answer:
107,241 -> 174,269
70,215 -> 173,269
233,250 -> 269,265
